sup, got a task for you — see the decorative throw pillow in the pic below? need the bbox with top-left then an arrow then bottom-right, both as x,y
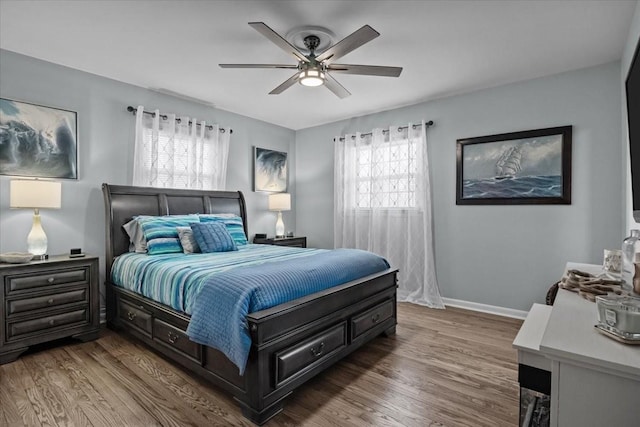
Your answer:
177,226 -> 200,254
139,215 -> 200,255
190,222 -> 238,253
199,214 -> 248,246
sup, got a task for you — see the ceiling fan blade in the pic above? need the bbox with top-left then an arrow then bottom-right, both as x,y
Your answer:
249,22 -> 309,63
219,64 -> 298,69
324,74 -> 351,99
269,72 -> 300,95
327,64 -> 402,77
316,25 -> 380,64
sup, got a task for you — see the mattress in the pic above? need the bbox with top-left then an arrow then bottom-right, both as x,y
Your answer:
110,244 -> 325,314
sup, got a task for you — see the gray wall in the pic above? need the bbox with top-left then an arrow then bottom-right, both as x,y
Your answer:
296,62 -> 623,311
623,3 -> 640,232
0,48 -> 627,314
0,49 -> 296,290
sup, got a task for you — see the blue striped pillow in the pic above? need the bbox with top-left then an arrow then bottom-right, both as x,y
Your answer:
190,222 -> 238,253
199,214 -> 248,246
139,215 -> 200,255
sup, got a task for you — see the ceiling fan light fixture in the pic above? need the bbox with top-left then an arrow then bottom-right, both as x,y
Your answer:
299,68 -> 325,87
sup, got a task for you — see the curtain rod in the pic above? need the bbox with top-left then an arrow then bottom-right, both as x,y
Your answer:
126,106 -> 232,134
335,120 -> 433,142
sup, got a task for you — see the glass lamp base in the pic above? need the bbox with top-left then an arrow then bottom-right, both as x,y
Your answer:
27,211 -> 48,257
275,211 -> 285,238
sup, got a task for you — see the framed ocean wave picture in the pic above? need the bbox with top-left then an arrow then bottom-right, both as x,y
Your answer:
254,146 -> 287,192
456,126 -> 572,205
0,98 -> 78,179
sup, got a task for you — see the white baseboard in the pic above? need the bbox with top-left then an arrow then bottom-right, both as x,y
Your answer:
442,297 -> 528,319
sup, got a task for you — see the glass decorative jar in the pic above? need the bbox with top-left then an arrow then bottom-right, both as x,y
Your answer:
622,229 -> 640,289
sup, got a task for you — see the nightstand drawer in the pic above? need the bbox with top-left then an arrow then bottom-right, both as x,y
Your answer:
253,237 -> 307,248
7,308 -> 89,340
6,267 -> 88,294
7,288 -> 88,316
276,238 -> 306,248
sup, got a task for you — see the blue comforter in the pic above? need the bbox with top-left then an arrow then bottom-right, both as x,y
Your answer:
186,248 -> 389,374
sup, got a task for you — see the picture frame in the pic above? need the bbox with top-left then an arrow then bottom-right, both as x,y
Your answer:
456,126 -> 572,205
254,146 -> 287,192
0,98 -> 78,179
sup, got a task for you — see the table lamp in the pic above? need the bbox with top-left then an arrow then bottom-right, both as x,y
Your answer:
268,193 -> 291,238
10,179 -> 62,259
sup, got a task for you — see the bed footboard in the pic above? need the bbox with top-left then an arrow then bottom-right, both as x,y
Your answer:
106,268 -> 397,425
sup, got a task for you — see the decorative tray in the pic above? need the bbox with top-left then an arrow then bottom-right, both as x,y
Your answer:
594,324 -> 640,345
0,252 -> 34,264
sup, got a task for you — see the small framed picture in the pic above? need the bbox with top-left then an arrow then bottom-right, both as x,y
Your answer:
456,126 -> 572,205
254,146 -> 287,192
0,98 -> 78,179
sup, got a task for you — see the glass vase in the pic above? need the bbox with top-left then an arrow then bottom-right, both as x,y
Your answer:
622,229 -> 640,289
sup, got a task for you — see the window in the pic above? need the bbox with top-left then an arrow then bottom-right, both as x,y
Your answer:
141,127 -> 219,189
355,138 -> 418,208
133,108 -> 229,191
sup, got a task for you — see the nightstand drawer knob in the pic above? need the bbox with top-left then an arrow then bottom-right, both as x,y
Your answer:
167,332 -> 179,344
372,313 -> 381,324
127,311 -> 137,321
47,277 -> 55,283
47,298 -> 54,304
49,319 -> 55,326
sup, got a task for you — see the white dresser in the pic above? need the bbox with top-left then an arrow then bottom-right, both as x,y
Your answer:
514,262 -> 640,427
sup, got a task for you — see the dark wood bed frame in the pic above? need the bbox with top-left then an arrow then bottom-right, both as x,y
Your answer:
102,183 -> 398,425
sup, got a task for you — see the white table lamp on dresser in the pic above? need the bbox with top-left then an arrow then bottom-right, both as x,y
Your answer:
10,179 -> 62,259
268,193 -> 290,238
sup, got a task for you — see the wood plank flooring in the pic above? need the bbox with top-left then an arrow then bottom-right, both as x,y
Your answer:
0,303 -> 523,426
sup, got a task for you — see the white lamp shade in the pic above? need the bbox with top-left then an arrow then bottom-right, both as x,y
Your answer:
268,193 -> 291,211
10,180 -> 62,209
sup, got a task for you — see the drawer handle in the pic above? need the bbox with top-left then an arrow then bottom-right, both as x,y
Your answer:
49,319 -> 55,326
167,332 -> 179,344
47,298 -> 55,304
47,277 -> 55,283
126,311 -> 137,321
310,342 -> 325,358
372,313 -> 381,324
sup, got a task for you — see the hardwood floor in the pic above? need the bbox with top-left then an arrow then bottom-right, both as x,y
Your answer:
0,303 -> 523,426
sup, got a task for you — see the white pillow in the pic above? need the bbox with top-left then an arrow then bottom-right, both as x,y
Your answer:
123,217 -> 149,253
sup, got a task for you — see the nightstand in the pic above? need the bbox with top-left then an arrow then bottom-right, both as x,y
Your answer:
0,255 -> 100,364
253,236 -> 307,248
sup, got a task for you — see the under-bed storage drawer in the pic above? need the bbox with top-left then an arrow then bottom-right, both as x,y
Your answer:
275,322 -> 346,386
117,299 -> 152,336
351,299 -> 394,340
153,318 -> 200,362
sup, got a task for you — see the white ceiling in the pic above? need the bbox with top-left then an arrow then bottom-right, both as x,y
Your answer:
0,0 -> 637,130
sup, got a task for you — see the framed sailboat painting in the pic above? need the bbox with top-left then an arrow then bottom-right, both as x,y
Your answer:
456,126 -> 572,205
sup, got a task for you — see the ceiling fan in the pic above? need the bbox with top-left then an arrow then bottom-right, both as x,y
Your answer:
219,22 -> 402,98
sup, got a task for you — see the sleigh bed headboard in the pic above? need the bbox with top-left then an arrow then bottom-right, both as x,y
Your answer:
102,183 -> 247,278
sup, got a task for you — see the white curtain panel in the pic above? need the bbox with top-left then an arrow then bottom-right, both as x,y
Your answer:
334,122 -> 444,308
133,106 -> 229,190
